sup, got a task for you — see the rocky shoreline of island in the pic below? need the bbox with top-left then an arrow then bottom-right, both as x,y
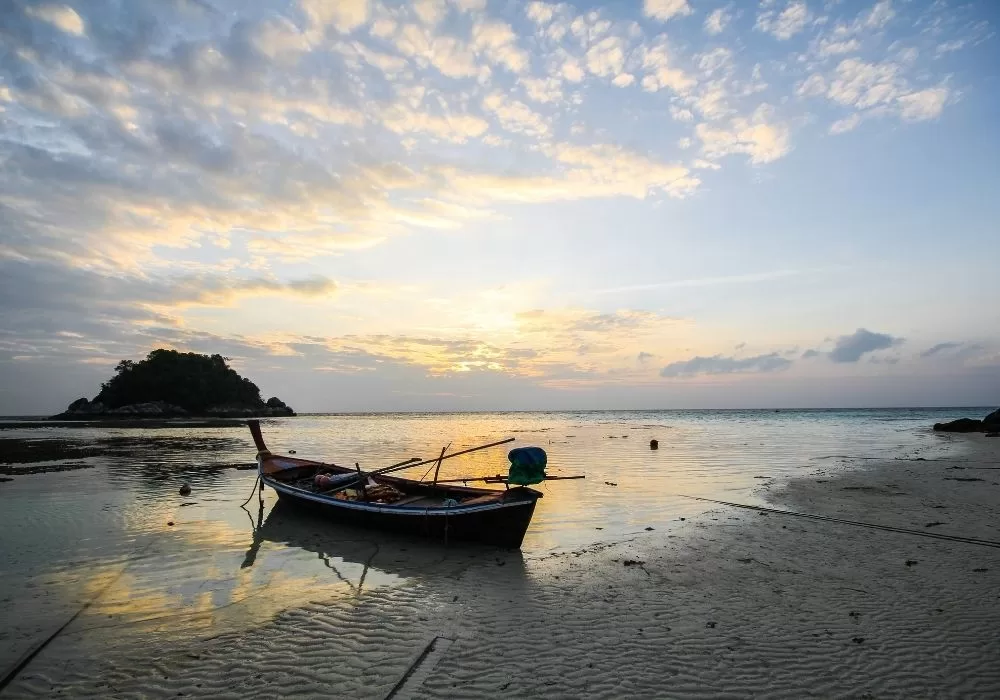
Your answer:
50,398 -> 294,420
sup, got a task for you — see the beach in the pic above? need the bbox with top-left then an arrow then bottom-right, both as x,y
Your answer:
1,412 -> 998,698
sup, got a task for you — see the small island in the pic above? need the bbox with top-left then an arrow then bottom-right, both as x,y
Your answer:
52,349 -> 295,419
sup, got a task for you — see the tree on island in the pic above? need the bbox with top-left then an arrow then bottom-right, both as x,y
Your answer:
55,349 -> 294,418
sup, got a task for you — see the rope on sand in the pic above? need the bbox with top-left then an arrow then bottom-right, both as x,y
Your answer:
678,495 -> 1000,549
0,545 -> 154,694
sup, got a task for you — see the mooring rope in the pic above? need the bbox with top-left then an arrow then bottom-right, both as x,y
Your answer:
678,495 -> 1000,549
0,543 -> 155,694
239,473 -> 262,507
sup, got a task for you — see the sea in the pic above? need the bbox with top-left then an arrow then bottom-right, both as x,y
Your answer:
0,408 -> 984,668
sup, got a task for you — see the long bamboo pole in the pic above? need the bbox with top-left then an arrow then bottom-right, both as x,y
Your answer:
432,474 -> 585,485
323,437 -> 516,495
389,437 -> 515,474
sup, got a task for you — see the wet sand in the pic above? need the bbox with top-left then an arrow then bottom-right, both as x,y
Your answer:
3,434 -> 998,698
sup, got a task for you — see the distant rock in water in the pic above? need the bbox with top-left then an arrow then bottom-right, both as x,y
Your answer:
51,349 -> 295,420
933,407 -> 999,433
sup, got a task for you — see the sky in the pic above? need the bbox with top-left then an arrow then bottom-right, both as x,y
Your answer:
1,0 -> 999,414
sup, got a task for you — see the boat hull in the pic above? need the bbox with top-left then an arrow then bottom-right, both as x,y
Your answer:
265,477 -> 539,549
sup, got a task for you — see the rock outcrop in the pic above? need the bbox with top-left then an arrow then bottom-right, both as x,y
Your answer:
984,408 -> 1000,431
933,418 -> 984,432
58,399 -> 187,418
933,408 -> 999,433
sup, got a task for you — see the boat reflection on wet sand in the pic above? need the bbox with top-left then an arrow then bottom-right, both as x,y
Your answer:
241,499 -> 527,593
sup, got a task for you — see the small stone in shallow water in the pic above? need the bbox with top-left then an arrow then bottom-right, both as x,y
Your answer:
179,483 -> 191,496
167,521 -> 174,526
650,439 -> 659,450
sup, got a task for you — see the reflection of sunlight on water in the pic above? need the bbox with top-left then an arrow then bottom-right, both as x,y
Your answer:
0,409 -> 967,658
56,506 -> 411,644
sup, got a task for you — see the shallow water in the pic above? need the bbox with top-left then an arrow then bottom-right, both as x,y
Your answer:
0,408 -> 981,671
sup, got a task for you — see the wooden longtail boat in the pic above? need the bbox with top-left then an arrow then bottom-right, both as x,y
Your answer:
247,420 -> 543,549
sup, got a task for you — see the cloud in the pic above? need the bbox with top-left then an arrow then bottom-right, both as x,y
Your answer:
393,23 -> 480,78
526,2 -> 557,25
692,159 -> 720,170
414,0 -> 448,26
828,328 -> 903,363
520,76 -> 563,103
756,1 -> 810,41
935,39 -> 967,56
482,92 -> 549,136
471,19 -> 529,73
382,104 -> 490,142
442,142 -> 699,202
801,349 -> 820,359
698,48 -> 734,77
696,104 -> 791,164
660,352 -> 792,377
640,41 -> 696,94
671,106 -> 694,122
300,0 -> 370,34
897,87 -> 949,121
920,341 -> 964,358
815,38 -> 861,58
797,74 -> 827,97
561,57 -> 586,82
704,8 -> 731,35
643,0 -> 692,23
862,0 -> 895,31
586,36 -> 627,78
829,113 -> 862,134
827,58 -> 903,109
813,58 -> 951,130
26,4 -> 86,36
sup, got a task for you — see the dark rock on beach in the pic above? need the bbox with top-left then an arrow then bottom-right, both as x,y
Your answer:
934,418 -> 984,432
984,408 -> 1000,430
933,407 -> 999,433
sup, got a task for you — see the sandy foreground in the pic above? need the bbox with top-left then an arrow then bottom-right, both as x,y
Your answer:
5,436 -> 999,699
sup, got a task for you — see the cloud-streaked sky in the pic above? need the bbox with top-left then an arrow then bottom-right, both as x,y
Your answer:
1,0 -> 998,413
